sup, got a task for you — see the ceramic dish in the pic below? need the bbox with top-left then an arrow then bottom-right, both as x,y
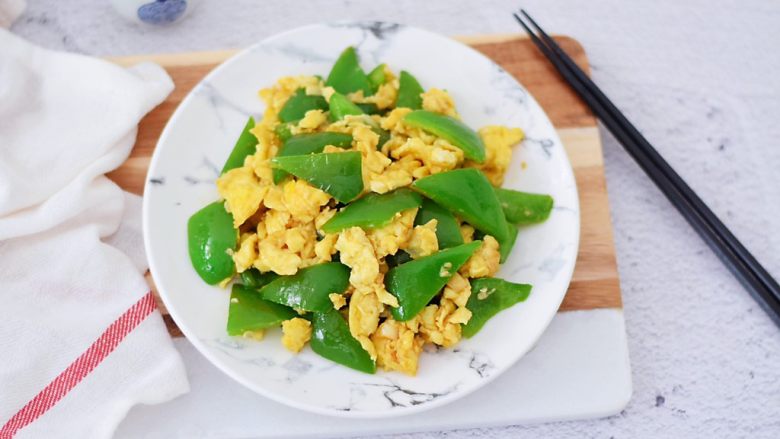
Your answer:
143,22 -> 580,418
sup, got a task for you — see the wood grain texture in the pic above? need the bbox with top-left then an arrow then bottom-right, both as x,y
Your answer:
108,35 -> 621,336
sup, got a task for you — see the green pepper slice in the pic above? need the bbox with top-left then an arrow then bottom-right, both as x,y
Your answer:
260,262 -> 350,312
271,151 -> 363,203
221,116 -> 257,174
273,132 -> 354,184
415,198 -> 464,249
367,63 -> 386,91
187,201 -> 237,285
275,122 -> 295,142
311,309 -> 376,374
494,187 -> 554,224
403,110 -> 486,162
462,278 -> 532,338
325,46 -> 373,96
322,188 -> 422,233
499,223 -> 518,263
355,103 -> 380,115
396,71 -> 424,110
278,88 -> 329,123
329,92 -> 365,121
226,284 -> 297,336
240,268 -> 278,289
387,241 -> 482,321
412,169 -> 509,244
374,127 -> 391,150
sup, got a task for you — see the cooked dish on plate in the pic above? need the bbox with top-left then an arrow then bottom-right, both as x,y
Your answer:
186,46 -> 554,375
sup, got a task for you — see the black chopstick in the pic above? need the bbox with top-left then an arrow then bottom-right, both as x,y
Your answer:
514,11 -> 780,326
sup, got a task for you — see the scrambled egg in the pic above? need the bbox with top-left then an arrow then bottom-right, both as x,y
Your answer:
216,166 -> 268,228
421,88 -> 459,118
367,209 -> 417,258
404,219 -> 439,259
217,71 -> 523,373
281,318 -> 312,353
460,235 -> 501,278
467,126 -> 524,186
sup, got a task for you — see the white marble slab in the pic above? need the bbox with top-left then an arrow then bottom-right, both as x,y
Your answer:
115,309 -> 631,438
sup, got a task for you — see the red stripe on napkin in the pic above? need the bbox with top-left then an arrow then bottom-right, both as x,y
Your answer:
0,291 -> 157,439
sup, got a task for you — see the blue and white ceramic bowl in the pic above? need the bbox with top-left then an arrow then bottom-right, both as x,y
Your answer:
110,0 -> 199,26
143,22 -> 580,418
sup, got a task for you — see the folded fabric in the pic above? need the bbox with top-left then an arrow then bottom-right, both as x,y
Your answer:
0,28 -> 189,439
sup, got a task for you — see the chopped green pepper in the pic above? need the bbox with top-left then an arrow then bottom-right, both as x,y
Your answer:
494,187 -> 554,224
387,241 -> 482,321
499,223 -> 518,263
462,278 -> 531,338
273,132 -> 354,184
221,116 -> 257,174
415,198 -> 464,249
396,71 -> 424,109
274,122 -> 295,142
311,309 -> 376,374
271,151 -> 364,202
373,127 -> 391,150
322,188 -> 422,233
328,92 -> 365,121
412,169 -> 509,244
240,268 -> 278,289
367,63 -> 386,91
187,201 -> 237,285
385,250 -> 412,268
403,110 -> 486,162
325,47 -> 373,96
260,262 -> 350,312
227,284 -> 296,336
278,88 -> 329,123
355,103 -> 380,115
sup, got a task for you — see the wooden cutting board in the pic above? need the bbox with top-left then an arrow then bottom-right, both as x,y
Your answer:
107,35 -> 621,337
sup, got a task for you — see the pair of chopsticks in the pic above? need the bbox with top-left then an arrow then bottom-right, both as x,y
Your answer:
514,10 -> 780,327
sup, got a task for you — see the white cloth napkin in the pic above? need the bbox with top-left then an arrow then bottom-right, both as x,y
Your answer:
0,24 -> 189,439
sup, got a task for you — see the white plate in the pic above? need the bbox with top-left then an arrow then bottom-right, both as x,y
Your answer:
143,22 -> 580,418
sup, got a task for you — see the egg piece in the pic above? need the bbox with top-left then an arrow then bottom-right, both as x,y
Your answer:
417,299 -> 464,348
421,88 -> 458,118
216,166 -> 269,228
281,317 -> 312,353
380,107 -> 412,132
371,319 -> 424,375
366,208 -> 417,258
460,235 -> 501,278
348,286 -> 382,360
233,233 -> 258,273
260,209 -> 291,236
329,293 -> 346,310
282,179 -> 331,223
368,156 -> 420,194
459,223 -> 475,243
389,137 -> 462,177
404,219 -> 439,259
441,272 -> 472,308
292,109 -> 327,133
314,233 -> 339,263
466,126 -> 524,186
254,230 -> 302,275
350,81 -> 398,110
336,227 -> 380,287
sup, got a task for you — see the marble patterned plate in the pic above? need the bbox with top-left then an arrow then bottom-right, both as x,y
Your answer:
143,22 -> 580,418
